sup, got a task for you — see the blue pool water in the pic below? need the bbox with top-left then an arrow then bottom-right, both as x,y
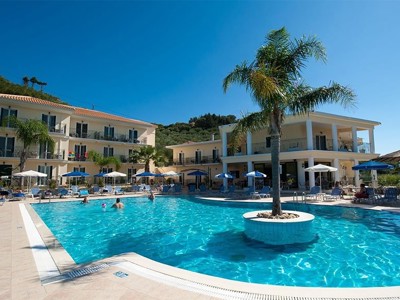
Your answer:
32,196 -> 400,287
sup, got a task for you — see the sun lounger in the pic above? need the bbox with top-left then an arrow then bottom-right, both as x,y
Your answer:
78,189 -> 90,197
259,186 -> 271,198
323,187 -> 342,202
303,186 -> 321,202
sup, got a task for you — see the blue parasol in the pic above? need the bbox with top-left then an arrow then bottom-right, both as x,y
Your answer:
352,161 -> 394,170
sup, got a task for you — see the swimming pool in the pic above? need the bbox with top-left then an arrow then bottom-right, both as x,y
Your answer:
31,196 -> 400,288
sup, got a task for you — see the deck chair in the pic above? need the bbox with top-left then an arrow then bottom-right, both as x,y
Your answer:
161,185 -> 170,193
102,185 -> 112,194
71,185 -> 80,196
259,186 -> 271,198
0,196 -> 5,206
78,189 -> 90,197
246,187 -> 260,199
381,188 -> 398,204
172,184 -> 182,193
199,184 -> 207,192
323,187 -> 342,202
114,186 -> 124,195
10,192 -> 26,201
303,186 -> 321,202
58,188 -> 70,198
31,187 -> 42,198
188,185 -> 196,193
228,185 -> 235,193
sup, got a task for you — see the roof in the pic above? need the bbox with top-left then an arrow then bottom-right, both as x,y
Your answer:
0,93 -> 156,128
0,93 -> 74,110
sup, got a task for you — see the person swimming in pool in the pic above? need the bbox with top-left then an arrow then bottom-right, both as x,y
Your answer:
81,196 -> 89,204
111,198 -> 124,209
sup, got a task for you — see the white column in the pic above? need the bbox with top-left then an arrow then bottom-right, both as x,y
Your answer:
297,160 -> 306,189
222,131 -> 227,157
308,157 -> 315,189
333,158 -> 340,182
354,159 -> 360,187
306,119 -> 313,150
247,161 -> 253,188
223,162 -> 228,189
247,131 -> 252,155
332,124 -> 338,151
352,126 -> 358,153
369,128 -> 375,154
371,170 -> 378,188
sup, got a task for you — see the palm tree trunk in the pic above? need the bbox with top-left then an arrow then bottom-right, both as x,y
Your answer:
270,111 -> 282,216
271,133 -> 282,215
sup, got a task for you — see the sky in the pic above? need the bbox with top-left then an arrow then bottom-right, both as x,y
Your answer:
1,0 -> 399,155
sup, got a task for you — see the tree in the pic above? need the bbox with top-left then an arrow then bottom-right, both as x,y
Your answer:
22,76 -> 30,87
223,27 -> 356,216
129,145 -> 168,172
37,81 -> 47,92
5,117 -> 55,172
30,77 -> 39,89
87,150 -> 121,172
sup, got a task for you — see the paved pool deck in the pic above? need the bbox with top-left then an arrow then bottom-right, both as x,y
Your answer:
1,193 -> 400,300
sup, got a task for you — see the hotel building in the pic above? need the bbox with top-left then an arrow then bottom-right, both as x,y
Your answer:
167,112 -> 380,190
0,94 -> 156,184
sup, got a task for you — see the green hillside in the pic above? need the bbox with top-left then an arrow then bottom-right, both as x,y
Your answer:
0,76 -> 67,104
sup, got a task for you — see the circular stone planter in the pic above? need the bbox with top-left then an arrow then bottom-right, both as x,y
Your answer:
243,210 -> 315,245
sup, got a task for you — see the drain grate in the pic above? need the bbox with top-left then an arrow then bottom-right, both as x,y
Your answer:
42,263 -> 110,285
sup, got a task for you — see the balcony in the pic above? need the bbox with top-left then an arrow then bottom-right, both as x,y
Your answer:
0,147 -> 65,160
69,128 -> 148,144
173,155 -> 221,166
226,138 -> 372,157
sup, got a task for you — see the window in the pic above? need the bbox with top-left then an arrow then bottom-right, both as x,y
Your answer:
178,152 -> 185,165
0,136 -> 15,157
38,165 -> 52,185
39,142 -> 51,159
129,129 -> 138,142
103,146 -> 114,157
74,145 -> 87,161
0,108 -> 17,127
42,114 -> 56,132
128,168 -> 136,183
73,166 -> 86,173
315,135 -> 327,150
195,150 -> 201,164
212,149 -> 219,162
104,126 -> 114,140
102,167 -> 113,173
76,123 -> 88,138
266,137 -> 271,148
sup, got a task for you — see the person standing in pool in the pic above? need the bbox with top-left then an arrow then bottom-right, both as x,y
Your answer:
148,190 -> 155,201
111,198 -> 124,209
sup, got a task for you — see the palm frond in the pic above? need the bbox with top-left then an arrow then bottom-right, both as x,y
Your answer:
222,62 -> 253,93
288,82 -> 356,114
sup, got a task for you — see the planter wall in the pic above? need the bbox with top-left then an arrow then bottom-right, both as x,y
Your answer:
243,210 -> 315,245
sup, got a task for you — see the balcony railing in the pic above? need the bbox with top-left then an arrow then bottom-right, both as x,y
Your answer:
0,147 -> 65,160
226,138 -> 372,156
173,155 -> 221,165
69,128 -> 148,144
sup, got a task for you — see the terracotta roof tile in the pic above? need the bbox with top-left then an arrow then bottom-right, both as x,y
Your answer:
0,93 -> 73,110
0,93 -> 156,128
73,107 -> 156,127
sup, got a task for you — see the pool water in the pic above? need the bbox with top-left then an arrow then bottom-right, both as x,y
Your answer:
32,196 -> 400,287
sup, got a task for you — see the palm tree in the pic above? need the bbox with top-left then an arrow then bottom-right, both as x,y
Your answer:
87,150 -> 121,172
6,117 -> 55,172
30,77 -> 39,89
22,76 -> 30,87
129,145 -> 167,172
223,27 -> 356,216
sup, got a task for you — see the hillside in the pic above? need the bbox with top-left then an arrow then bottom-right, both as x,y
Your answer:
0,76 -> 67,104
